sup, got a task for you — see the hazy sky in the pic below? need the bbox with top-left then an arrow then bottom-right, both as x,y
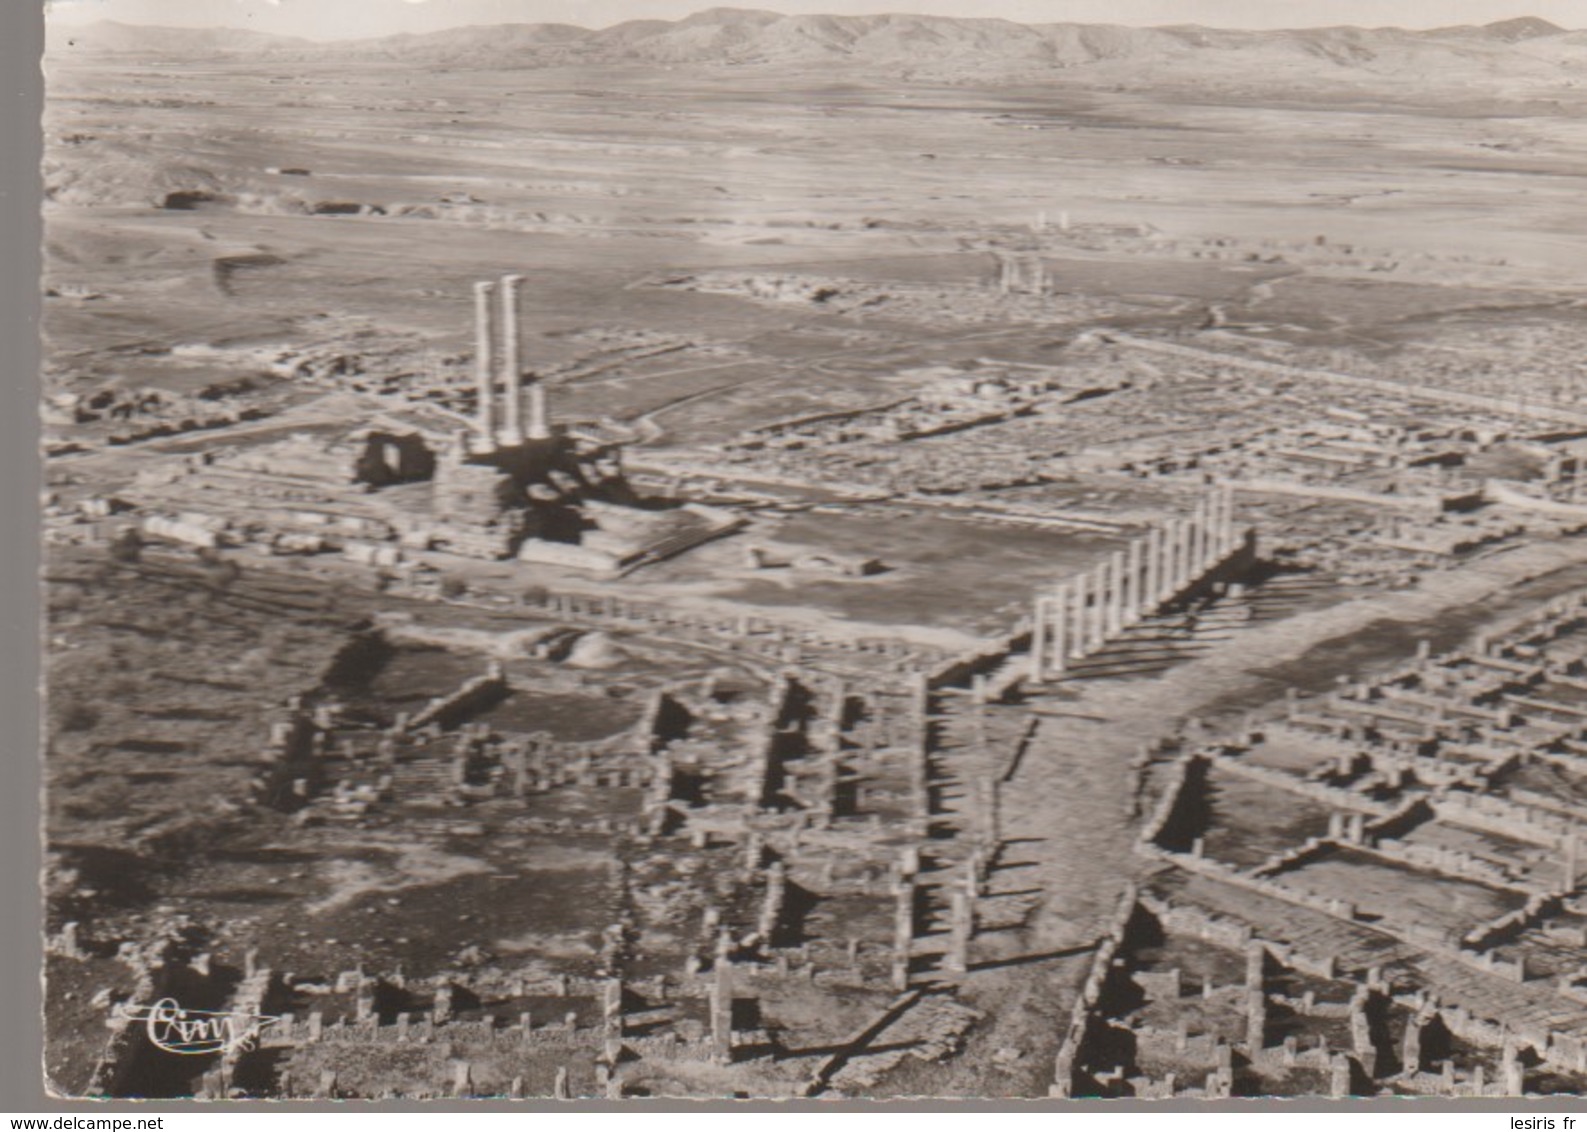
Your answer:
42,0 -> 1587,39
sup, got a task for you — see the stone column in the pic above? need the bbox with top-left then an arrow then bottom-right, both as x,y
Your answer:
1144,526 -> 1162,614
1030,591 -> 1047,681
1180,518 -> 1196,591
1349,994 -> 1376,1077
945,889 -> 972,974
500,274 -> 525,442
1162,519 -> 1179,601
1107,551 -> 1126,636
1330,1053 -> 1352,1098
1502,1041 -> 1524,1096
892,877 -> 915,990
603,977 -> 624,1041
1209,488 -> 1222,559
473,281 -> 497,446
1163,520 -> 1181,602
1204,494 -> 1219,571
1401,1015 -> 1423,1076
1049,586 -> 1068,678
1200,487 -> 1215,559
528,381 -> 551,441
1124,539 -> 1142,626
1208,485 -> 1226,558
710,942 -> 734,1064
1193,496 -> 1210,571
1089,564 -> 1108,650
1214,1041 -> 1234,1097
1246,990 -> 1266,1050
1070,572 -> 1088,659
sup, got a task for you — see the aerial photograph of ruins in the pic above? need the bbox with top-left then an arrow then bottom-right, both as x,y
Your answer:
32,0 -> 1587,1103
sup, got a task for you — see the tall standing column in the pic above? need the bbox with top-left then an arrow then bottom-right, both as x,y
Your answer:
1174,518 -> 1191,596
473,280 -> 497,447
1089,565 -> 1108,650
1179,518 -> 1195,592
500,274 -> 526,442
1205,491 -> 1219,566
1205,487 -> 1223,559
710,941 -> 733,1064
1193,497 -> 1210,572
1125,538 -> 1143,626
1144,526 -> 1162,615
1049,585 -> 1068,677
1070,572 -> 1088,659
1160,520 -> 1178,602
1161,523 -> 1174,606
1030,592 -> 1048,681
1222,483 -> 1237,554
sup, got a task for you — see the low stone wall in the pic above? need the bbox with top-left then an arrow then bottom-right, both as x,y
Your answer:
1137,751 -> 1206,851
521,590 -> 948,679
1050,884 -> 1138,1098
401,667 -> 507,733
1434,790 -> 1582,852
1210,751 -> 1394,816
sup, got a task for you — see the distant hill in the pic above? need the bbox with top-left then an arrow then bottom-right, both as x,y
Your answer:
45,19 -> 313,56
1429,16 -> 1567,41
44,9 -> 1586,89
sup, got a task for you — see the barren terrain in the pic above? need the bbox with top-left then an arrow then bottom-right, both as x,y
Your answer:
38,7 -> 1587,1102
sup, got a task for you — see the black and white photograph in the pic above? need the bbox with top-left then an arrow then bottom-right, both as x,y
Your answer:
27,0 -> 1587,1105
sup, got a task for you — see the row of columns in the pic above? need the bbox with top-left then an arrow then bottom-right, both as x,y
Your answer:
472,274 -> 550,451
1030,485 -> 1242,681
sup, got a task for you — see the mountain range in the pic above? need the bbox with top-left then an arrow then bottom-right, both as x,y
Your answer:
45,8 -> 1587,86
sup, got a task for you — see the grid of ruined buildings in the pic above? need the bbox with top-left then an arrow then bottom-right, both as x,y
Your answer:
49,494 -> 997,685
971,218 -> 1528,287
701,338 -> 1587,570
1194,321 -> 1587,412
725,362 -> 1109,453
247,598 -> 1025,838
654,262 -> 1131,328
707,355 -> 1125,495
1051,593 -> 1587,1098
39,320 -> 459,458
663,229 -> 1435,324
1086,336 -> 1587,501
1021,484 -> 1249,687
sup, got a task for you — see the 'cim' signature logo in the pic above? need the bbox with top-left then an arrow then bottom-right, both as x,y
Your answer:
118,998 -> 280,1056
